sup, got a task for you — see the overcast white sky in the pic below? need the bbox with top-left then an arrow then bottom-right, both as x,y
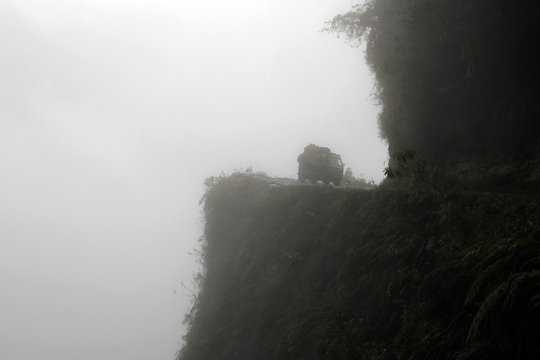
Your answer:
0,0 -> 386,359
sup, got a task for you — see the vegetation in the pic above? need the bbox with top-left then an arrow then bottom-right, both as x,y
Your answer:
326,0 -> 540,167
177,1 -> 540,359
342,167 -> 376,189
178,174 -> 540,360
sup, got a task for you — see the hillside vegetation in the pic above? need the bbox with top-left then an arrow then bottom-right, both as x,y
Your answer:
178,0 -> 540,358
327,0 -> 540,166
178,173 -> 540,360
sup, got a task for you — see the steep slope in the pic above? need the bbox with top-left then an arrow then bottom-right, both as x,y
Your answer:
327,0 -> 540,166
178,174 -> 540,360
177,1 -> 540,357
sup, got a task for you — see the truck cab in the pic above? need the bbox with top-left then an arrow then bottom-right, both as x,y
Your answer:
297,144 -> 344,186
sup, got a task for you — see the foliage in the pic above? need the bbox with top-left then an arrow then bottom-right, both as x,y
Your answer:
326,0 -> 540,165
383,149 -> 425,181
342,167 -> 377,189
178,1 -> 540,358
178,174 -> 540,360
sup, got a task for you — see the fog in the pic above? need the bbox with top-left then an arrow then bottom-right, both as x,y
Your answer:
0,0 -> 386,359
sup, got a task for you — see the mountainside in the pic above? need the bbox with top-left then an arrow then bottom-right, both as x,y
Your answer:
178,173 -> 540,360
177,1 -> 540,358
327,0 -> 540,166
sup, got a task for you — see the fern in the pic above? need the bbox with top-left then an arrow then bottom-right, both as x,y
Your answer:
468,270 -> 540,342
465,257 -> 509,305
503,270 -> 540,311
467,281 -> 507,342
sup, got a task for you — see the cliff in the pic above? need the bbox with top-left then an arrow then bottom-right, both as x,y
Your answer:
177,2 -> 540,356
178,173 -> 540,360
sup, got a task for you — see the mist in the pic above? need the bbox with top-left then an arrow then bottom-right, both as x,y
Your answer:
0,0 -> 387,359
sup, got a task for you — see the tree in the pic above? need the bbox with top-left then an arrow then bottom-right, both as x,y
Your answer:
327,0 -> 540,166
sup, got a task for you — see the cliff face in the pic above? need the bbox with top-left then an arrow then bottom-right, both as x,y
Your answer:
328,0 -> 540,166
178,174 -> 540,360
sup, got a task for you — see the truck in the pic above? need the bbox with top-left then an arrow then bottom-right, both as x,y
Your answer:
297,144 -> 344,186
